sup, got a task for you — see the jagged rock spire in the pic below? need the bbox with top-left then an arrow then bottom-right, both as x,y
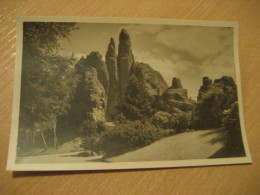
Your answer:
105,38 -> 119,120
106,38 -> 117,82
117,28 -> 135,99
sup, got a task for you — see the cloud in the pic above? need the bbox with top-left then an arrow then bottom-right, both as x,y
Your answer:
155,26 -> 233,60
135,51 -> 177,86
123,24 -> 166,35
201,47 -> 236,80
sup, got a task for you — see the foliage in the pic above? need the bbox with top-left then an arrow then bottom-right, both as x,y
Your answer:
80,120 -> 107,154
80,120 -> 106,136
122,76 -> 157,120
221,102 -> 245,156
19,22 -> 77,148
168,111 -> 193,132
81,134 -> 102,155
195,80 -> 238,129
194,86 -> 227,129
114,113 -> 131,124
20,22 -> 77,125
152,110 -> 194,132
100,120 -> 174,158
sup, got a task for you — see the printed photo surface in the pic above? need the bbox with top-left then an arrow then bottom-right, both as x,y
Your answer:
7,17 -> 251,171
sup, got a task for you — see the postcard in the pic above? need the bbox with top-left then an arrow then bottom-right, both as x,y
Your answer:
7,17 -> 251,171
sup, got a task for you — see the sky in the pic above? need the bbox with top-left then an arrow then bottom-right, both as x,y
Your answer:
59,22 -> 236,99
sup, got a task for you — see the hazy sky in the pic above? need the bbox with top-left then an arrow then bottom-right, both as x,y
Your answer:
59,22 -> 236,99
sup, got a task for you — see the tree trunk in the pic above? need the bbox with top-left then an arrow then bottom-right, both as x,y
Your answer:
32,131 -> 35,146
25,129 -> 29,143
40,129 -> 48,150
53,117 -> 59,149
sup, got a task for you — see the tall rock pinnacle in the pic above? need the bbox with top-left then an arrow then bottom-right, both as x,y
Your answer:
117,28 -> 135,100
106,38 -> 117,83
106,38 -> 119,120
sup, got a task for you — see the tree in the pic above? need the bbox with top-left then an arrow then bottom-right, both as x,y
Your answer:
122,76 -> 156,120
19,22 -> 77,149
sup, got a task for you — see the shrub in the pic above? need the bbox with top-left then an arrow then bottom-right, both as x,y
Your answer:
80,119 -> 106,136
151,110 -> 193,132
122,76 -> 157,120
169,111 -> 193,132
80,119 -> 107,154
100,120 -> 174,158
81,134 -> 102,155
114,113 -> 130,125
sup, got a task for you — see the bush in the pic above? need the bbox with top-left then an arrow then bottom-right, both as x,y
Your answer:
114,113 -> 130,125
80,119 -> 106,136
122,76 -> 157,120
169,111 -> 193,132
151,110 -> 194,132
100,120 -> 174,158
81,134 -> 102,155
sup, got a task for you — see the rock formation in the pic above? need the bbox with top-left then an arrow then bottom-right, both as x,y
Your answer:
117,28 -> 135,100
197,77 -> 212,101
64,52 -> 109,129
130,62 -> 168,96
196,76 -> 238,129
84,67 -> 107,122
158,77 -> 195,114
85,52 -> 109,95
105,38 -> 119,120
170,77 -> 183,89
121,62 -> 168,120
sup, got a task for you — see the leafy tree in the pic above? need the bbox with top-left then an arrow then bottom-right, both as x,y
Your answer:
19,22 -> 77,149
122,76 -> 156,120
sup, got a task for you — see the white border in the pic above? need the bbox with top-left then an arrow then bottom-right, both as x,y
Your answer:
7,17 -> 252,171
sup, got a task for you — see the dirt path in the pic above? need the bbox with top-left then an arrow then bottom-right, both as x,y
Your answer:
108,129 -> 225,162
17,129 -> 224,164
17,151 -> 103,164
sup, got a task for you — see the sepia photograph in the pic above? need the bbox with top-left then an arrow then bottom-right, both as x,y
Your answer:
7,17 -> 251,171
